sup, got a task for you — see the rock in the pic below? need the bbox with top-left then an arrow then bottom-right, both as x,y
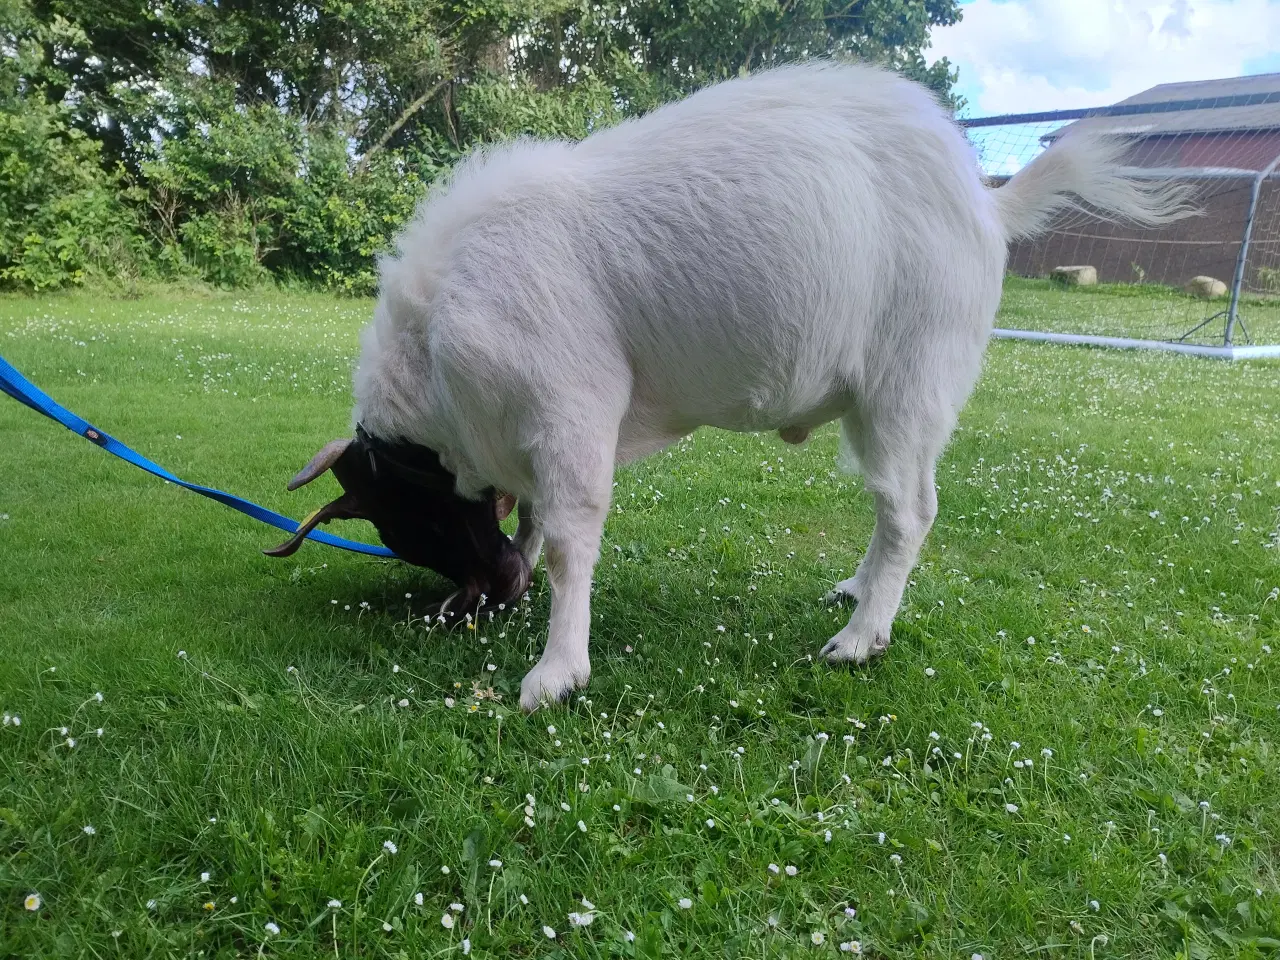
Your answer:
1184,276 -> 1228,299
1050,265 -> 1097,286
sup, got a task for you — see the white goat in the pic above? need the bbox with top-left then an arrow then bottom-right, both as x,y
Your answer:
352,61 -> 1188,711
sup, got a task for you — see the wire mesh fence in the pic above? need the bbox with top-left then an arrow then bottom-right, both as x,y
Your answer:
960,84 -> 1280,355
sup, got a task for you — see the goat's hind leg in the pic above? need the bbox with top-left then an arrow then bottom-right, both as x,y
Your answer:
821,414 -> 940,664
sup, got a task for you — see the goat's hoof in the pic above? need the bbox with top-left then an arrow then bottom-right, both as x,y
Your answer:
519,658 -> 590,713
820,627 -> 890,665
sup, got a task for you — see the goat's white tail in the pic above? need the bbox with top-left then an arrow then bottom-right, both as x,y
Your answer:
991,131 -> 1198,241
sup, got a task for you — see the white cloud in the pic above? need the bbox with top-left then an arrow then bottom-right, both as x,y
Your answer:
928,0 -> 1280,116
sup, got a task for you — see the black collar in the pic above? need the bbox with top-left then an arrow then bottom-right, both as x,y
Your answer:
355,424 -> 456,492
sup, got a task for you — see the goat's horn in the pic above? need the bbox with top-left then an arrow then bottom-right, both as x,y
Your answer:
287,439 -> 352,491
263,494 -> 361,557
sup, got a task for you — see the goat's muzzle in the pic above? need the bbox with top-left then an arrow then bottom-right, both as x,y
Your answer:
265,427 -> 527,612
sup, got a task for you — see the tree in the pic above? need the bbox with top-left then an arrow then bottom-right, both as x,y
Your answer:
0,0 -> 964,289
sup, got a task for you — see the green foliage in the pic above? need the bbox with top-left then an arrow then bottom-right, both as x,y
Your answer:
0,0 -> 963,290
280,140 -> 454,294
0,94 -> 146,291
456,75 -> 625,141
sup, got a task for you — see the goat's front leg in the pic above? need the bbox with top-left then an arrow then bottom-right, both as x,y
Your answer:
512,499 -> 543,569
518,455 -> 612,712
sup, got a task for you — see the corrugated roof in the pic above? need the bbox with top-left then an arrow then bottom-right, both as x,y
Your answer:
1049,72 -> 1280,138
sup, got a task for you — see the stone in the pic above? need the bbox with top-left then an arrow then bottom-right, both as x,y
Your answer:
1050,265 -> 1097,286
1184,275 -> 1228,299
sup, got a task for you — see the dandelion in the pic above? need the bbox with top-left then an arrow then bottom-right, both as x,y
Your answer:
24,893 -> 41,911
677,897 -> 693,909
441,913 -> 455,929
264,921 -> 280,936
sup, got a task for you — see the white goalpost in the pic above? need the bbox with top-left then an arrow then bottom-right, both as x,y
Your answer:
961,81 -> 1280,360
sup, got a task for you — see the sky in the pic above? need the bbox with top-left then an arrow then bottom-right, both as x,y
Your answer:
927,0 -> 1280,119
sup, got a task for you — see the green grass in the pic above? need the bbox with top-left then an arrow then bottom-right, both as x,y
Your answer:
2,287 -> 1279,959
999,277 -> 1280,345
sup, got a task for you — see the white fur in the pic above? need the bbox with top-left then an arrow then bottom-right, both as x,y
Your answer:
353,61 -> 1190,711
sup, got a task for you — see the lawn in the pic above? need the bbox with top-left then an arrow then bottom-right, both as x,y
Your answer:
2,286 -> 1279,959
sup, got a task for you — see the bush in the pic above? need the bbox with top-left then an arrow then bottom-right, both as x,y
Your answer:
0,96 -> 148,291
277,134 -> 453,294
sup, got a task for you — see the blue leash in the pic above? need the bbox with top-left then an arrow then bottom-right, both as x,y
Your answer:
0,354 -> 396,558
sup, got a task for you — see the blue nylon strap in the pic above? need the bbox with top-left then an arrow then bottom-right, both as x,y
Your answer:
0,354 -> 396,558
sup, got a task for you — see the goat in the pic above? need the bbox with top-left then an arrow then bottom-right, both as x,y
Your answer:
280,60 -> 1190,711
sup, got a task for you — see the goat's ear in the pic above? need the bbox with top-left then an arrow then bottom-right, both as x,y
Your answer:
495,493 -> 516,521
264,493 -> 364,557
287,439 -> 352,491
